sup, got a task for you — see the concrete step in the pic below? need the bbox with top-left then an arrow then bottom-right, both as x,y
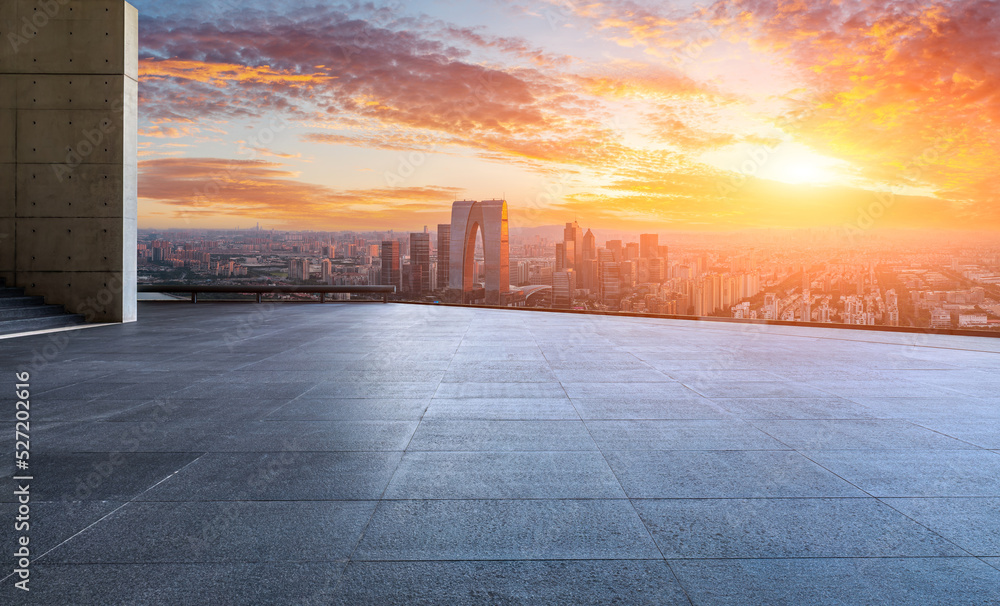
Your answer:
0,314 -> 87,336
0,295 -> 47,308
0,305 -> 71,321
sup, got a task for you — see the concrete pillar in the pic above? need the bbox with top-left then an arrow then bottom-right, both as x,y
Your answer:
1,0 -> 138,322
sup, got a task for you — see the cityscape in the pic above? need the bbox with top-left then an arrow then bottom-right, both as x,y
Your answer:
139,208 -> 1000,332
4,0 -> 1000,604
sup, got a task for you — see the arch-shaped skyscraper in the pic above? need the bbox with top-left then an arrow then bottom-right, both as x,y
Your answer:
448,199 -> 509,305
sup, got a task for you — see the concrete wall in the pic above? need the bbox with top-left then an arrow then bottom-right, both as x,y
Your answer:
0,0 -> 138,322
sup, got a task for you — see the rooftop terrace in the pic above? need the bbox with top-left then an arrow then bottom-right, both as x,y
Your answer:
3,302 -> 1000,604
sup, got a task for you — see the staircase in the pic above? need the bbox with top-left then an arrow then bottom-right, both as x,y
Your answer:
0,278 -> 87,336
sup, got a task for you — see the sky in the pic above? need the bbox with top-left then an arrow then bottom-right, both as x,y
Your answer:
132,0 -> 1000,233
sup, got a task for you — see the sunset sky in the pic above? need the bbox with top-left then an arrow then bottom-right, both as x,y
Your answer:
132,0 -> 1000,232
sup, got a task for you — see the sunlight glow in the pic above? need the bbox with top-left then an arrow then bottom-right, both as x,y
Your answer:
759,143 -> 849,186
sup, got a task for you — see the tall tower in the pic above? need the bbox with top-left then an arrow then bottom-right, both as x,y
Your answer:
606,240 -> 623,262
563,221 -> 583,271
381,240 -> 400,292
582,229 -> 597,290
409,232 -> 431,294
801,271 -> 811,322
448,200 -> 509,305
640,234 -> 658,259
436,223 -> 450,290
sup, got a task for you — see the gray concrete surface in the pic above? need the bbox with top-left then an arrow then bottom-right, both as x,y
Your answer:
0,0 -> 138,322
2,302 -> 1000,604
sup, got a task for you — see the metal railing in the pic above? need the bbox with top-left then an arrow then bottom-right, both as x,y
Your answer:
137,284 -> 396,303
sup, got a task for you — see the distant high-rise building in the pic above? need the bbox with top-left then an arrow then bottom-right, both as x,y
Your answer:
606,240 -> 622,262
764,292 -> 778,320
552,270 -> 576,309
801,271 -> 811,322
321,259 -> 333,284
288,258 -> 310,281
649,258 -> 666,284
640,234 -> 658,259
583,229 -> 596,260
381,240 -> 401,292
410,233 -> 431,294
437,223 -> 450,290
515,261 -> 529,285
563,222 -> 583,271
582,229 -> 597,290
625,242 -> 640,260
819,299 -> 831,323
620,260 -> 637,288
598,249 -> 620,308
555,243 -> 566,272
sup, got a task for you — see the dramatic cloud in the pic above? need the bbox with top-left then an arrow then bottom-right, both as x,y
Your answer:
133,0 -> 999,230
138,157 -> 464,229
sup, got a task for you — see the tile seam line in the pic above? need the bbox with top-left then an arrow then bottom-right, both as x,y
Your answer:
547,344 -> 696,606
0,451 -> 209,584
15,555 -> 993,565
332,313 -> 469,587
664,324 -> 1000,355
761,429 -> 985,561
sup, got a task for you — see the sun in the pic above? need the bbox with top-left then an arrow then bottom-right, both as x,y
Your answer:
758,142 -> 848,186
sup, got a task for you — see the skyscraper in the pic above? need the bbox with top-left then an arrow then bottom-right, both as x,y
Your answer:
606,240 -> 622,262
381,240 -> 401,292
625,242 -> 639,260
437,223 -> 450,290
288,258 -> 310,281
410,233 -> 431,294
582,229 -> 597,290
563,221 -> 583,271
640,234 -> 658,259
552,270 -> 576,308
598,249 -> 620,308
321,258 -> 333,284
801,271 -> 811,322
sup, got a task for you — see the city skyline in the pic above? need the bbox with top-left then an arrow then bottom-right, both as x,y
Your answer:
129,0 -> 999,232
137,206 -> 1000,332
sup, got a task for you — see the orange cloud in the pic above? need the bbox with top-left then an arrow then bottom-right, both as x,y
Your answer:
134,2 -> 999,231
138,157 -> 463,229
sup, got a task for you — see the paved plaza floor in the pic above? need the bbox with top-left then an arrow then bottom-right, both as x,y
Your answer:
3,302 -> 1000,604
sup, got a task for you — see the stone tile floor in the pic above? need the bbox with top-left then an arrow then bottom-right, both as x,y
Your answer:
2,302 -> 1000,604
